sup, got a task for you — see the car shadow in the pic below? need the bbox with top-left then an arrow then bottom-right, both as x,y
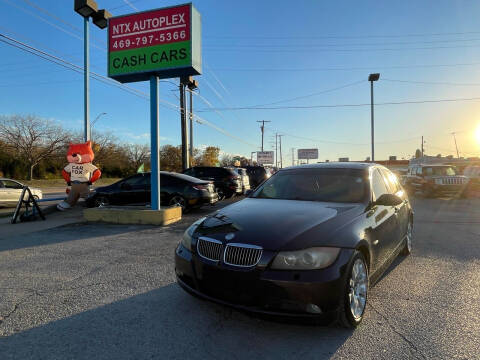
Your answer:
0,283 -> 354,359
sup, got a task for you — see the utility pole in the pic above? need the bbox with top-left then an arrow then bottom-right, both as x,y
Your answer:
185,76 -> 198,167
451,132 -> 460,158
368,73 -> 380,162
257,120 -> 271,151
275,133 -> 278,168
278,134 -> 283,168
291,148 -> 295,166
179,78 -> 189,170
421,136 -> 424,157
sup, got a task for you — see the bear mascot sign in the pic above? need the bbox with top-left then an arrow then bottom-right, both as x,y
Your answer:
57,141 -> 102,211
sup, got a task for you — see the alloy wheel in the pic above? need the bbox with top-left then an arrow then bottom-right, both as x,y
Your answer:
348,258 -> 368,320
169,195 -> 186,210
94,196 -> 109,207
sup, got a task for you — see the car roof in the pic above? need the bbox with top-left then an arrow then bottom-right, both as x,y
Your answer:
281,162 -> 373,171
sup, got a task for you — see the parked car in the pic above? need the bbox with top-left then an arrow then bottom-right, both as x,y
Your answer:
403,164 -> 469,197
244,165 -> 270,189
0,178 -> 43,206
175,163 -> 413,328
234,168 -> 251,194
86,172 -> 218,211
463,165 -> 480,194
182,167 -> 242,199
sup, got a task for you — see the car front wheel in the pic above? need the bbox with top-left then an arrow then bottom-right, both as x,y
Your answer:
402,221 -> 413,256
338,251 -> 369,328
94,196 -> 109,207
169,195 -> 186,211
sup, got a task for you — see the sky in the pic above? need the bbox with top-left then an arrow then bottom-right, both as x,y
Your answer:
2,0 -> 480,164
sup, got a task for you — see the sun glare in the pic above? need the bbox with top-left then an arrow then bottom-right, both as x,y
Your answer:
476,125 -> 480,145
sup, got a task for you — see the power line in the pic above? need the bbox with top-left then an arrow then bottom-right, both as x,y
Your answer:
205,30 -> 480,40
197,96 -> 480,112
204,44 -> 480,53
210,62 -> 480,72
383,78 -> 480,86
250,80 -> 364,107
0,33 -> 257,148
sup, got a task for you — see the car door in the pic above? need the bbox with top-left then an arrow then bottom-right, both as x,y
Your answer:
368,168 -> 400,272
0,180 -> 10,203
160,174 -> 174,205
380,168 -> 409,250
2,180 -> 24,202
113,175 -> 143,205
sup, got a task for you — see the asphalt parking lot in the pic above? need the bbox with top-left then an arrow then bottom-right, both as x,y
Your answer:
0,196 -> 479,360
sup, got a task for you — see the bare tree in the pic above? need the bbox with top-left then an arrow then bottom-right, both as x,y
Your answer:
0,114 -> 69,180
125,143 -> 150,172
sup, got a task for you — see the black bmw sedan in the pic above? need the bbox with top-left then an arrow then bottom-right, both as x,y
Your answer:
86,171 -> 218,211
175,163 -> 413,327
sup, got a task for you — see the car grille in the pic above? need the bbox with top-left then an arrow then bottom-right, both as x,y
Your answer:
207,183 -> 215,193
440,177 -> 467,185
197,237 -> 223,261
224,243 -> 262,267
196,238 -> 263,267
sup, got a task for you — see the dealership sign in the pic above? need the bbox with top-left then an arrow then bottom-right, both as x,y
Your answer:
298,148 -> 318,160
257,151 -> 274,164
108,3 -> 201,83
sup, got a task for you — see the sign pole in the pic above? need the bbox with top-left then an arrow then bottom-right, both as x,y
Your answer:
150,75 -> 160,210
84,16 -> 90,142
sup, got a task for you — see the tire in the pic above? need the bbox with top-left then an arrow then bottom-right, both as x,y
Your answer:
169,195 -> 187,212
401,221 -> 413,256
216,188 -> 226,201
94,196 -> 109,207
338,251 -> 369,328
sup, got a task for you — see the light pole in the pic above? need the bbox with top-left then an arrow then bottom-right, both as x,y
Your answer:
74,0 -> 111,142
368,73 -> 380,162
90,112 -> 107,140
451,132 -> 460,158
185,77 -> 198,167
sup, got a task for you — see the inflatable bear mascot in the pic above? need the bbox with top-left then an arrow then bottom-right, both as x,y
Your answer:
57,141 -> 101,211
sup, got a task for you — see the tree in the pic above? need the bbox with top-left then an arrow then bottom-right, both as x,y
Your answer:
125,143 -> 150,172
415,149 -> 422,158
0,114 -> 69,180
199,146 -> 220,166
219,154 -> 234,167
160,145 -> 182,172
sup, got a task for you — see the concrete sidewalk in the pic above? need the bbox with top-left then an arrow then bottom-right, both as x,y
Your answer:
0,206 -> 85,240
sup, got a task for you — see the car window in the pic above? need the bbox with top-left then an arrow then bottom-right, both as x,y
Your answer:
2,180 -> 23,189
183,168 -> 195,176
123,175 -> 144,186
252,168 -> 367,203
381,168 -> 401,194
135,174 -> 150,186
371,169 -> 389,200
416,167 -> 423,176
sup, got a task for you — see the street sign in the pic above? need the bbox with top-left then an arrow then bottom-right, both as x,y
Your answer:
108,3 -> 201,83
298,148 -> 318,160
257,151 -> 274,164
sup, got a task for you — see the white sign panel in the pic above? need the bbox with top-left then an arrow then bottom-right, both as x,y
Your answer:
298,148 -> 318,160
257,151 -> 274,164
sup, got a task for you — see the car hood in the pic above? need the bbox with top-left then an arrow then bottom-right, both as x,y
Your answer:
196,198 -> 364,250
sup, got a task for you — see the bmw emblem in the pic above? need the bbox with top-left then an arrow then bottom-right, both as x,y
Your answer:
225,233 -> 235,241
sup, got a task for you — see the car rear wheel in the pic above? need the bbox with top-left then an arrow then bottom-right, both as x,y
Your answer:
338,251 -> 369,328
402,221 -> 413,256
169,195 -> 186,211
94,196 -> 109,207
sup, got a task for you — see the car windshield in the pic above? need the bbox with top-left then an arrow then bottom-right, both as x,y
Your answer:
252,168 -> 367,203
425,167 -> 456,176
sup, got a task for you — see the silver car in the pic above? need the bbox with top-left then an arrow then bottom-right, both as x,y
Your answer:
235,168 -> 251,193
0,178 -> 43,206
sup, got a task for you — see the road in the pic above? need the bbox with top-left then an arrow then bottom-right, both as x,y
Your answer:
0,197 -> 479,359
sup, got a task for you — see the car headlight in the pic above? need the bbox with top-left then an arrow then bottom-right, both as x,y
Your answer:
181,217 -> 206,250
271,247 -> 340,270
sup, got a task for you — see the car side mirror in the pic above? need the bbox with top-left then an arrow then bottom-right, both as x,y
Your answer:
374,193 -> 403,207
245,189 -> 253,197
